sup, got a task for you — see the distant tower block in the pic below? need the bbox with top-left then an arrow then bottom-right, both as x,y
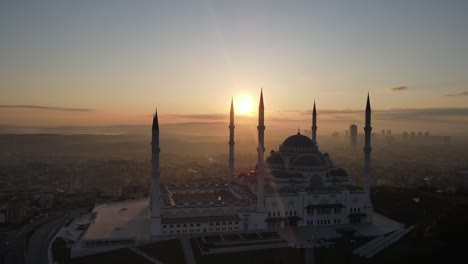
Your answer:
386,129 -> 391,136
228,98 -> 235,182
349,124 -> 358,151
402,131 -> 409,141
381,129 -> 385,136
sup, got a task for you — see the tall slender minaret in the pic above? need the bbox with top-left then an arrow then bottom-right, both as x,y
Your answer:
228,98 -> 235,182
312,101 -> 317,142
256,90 -> 266,212
150,109 -> 161,236
364,94 -> 373,206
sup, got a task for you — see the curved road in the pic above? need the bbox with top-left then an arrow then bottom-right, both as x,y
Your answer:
4,219 -> 50,264
26,217 -> 66,264
4,216 -> 66,264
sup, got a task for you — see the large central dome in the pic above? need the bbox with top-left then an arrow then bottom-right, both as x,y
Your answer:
281,133 -> 314,148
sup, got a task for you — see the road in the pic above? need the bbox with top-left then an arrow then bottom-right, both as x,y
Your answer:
26,217 -> 66,264
3,216 -> 65,264
4,218 -> 48,264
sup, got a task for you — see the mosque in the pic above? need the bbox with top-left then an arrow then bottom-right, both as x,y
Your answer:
71,91 -> 382,257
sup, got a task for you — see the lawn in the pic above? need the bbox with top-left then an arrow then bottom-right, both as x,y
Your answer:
368,187 -> 468,264
138,239 -> 185,264
71,248 -> 152,264
194,246 -> 304,264
312,187 -> 468,264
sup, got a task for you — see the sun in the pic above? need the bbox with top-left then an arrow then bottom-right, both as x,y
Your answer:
236,96 -> 253,115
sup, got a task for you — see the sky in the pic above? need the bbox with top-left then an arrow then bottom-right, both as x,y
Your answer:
0,0 -> 467,133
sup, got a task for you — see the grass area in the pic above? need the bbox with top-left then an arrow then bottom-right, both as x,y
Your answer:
242,233 -> 261,240
313,187 -> 468,264
372,187 -> 458,225
208,240 -> 286,249
71,248 -> 152,264
137,239 -> 185,264
223,234 -> 242,241
369,188 -> 468,264
259,232 -> 280,239
193,246 -> 304,264
204,235 -> 222,242
0,233 -> 7,243
0,233 -> 8,260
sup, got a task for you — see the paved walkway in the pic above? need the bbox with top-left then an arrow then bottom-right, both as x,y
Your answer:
181,237 -> 196,264
129,247 -> 164,264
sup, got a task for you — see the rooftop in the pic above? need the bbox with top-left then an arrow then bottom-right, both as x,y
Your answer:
83,198 -> 150,241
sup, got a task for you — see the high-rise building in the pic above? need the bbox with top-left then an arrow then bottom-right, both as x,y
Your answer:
402,131 -> 409,141
349,124 -> 358,151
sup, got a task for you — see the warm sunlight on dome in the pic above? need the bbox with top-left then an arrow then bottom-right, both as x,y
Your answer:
236,96 -> 253,115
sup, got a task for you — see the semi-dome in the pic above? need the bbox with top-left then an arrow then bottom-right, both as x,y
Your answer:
329,168 -> 348,177
290,172 -> 305,179
266,152 -> 283,165
293,155 -> 324,167
281,133 -> 314,148
270,170 -> 290,178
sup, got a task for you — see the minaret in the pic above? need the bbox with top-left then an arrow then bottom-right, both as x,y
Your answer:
364,94 -> 373,207
312,101 -> 317,142
228,98 -> 235,182
150,109 -> 161,236
256,89 -> 266,212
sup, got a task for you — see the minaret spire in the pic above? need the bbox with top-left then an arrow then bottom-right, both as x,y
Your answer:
256,89 -> 265,212
152,107 -> 159,130
150,107 -> 162,236
228,98 -> 235,182
312,100 -> 317,142
364,93 -> 373,213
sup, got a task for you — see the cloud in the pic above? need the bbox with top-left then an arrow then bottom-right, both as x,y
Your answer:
389,86 -> 408,92
287,107 -> 468,123
0,105 -> 94,112
165,113 -> 226,120
373,108 -> 468,124
444,91 -> 468,97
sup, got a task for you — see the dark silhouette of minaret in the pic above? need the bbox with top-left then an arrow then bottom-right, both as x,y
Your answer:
312,101 -> 317,142
150,109 -> 161,236
229,98 -> 235,182
364,94 -> 373,209
256,89 -> 265,212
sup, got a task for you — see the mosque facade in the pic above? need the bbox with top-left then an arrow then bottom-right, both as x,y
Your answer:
150,91 -> 373,237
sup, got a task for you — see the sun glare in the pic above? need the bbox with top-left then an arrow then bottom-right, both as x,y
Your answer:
236,97 -> 253,115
